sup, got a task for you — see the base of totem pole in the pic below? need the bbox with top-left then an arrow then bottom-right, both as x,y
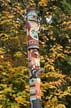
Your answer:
31,99 -> 42,108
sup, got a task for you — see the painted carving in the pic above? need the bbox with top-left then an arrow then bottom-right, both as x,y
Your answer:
27,8 -> 42,100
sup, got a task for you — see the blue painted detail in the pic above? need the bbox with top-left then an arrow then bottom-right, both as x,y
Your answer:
30,97 -> 37,101
29,78 -> 40,84
31,30 -> 38,40
27,11 -> 37,17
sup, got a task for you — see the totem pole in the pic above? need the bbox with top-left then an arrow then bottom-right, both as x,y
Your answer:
26,7 -> 43,108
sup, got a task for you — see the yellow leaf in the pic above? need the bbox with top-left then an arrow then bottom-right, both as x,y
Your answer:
14,51 -> 23,58
15,96 -> 24,104
0,48 -> 5,55
39,0 -> 48,6
0,105 -> 3,108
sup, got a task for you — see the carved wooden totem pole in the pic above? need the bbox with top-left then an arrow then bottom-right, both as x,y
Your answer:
26,7 -> 42,108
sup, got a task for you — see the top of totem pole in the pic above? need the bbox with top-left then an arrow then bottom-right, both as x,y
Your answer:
27,7 -> 37,16
27,6 -> 38,22
27,7 -> 36,13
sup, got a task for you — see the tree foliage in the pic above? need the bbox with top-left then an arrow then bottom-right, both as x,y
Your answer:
0,0 -> 71,108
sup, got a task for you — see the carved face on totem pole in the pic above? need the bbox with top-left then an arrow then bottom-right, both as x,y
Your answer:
28,49 -> 40,69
